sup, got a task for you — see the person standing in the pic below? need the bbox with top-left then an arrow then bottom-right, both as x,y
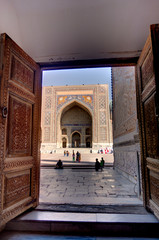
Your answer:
95,158 -> 100,171
72,150 -> 75,161
100,157 -> 105,171
76,151 -> 79,161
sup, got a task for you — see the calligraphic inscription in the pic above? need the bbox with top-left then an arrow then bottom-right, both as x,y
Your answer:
149,173 -> 159,206
4,172 -> 30,207
144,94 -> 159,158
11,55 -> 34,92
141,50 -> 154,91
8,96 -> 32,155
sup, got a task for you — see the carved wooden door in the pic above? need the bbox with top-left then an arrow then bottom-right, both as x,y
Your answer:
136,24 -> 159,219
0,34 -> 41,229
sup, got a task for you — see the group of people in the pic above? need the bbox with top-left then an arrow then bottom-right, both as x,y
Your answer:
72,150 -> 81,162
95,157 -> 105,171
64,150 -> 81,161
64,150 -> 69,157
56,152 -> 105,171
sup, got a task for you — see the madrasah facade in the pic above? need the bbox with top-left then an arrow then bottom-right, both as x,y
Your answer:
41,84 -> 113,153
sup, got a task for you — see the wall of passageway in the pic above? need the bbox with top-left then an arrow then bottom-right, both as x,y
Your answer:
112,67 -> 142,197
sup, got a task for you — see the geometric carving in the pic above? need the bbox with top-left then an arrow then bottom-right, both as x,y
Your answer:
4,170 -> 31,208
8,95 -> 32,155
149,172 -> 159,206
99,87 -> 106,93
99,96 -> 106,109
141,50 -> 154,91
11,55 -> 34,92
100,111 -> 106,125
45,112 -> 51,125
0,34 -> 41,228
44,127 -> 50,141
144,94 -> 159,158
45,88 -> 52,94
45,96 -> 51,109
99,127 -> 107,141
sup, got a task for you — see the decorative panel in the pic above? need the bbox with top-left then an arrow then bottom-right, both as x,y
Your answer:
44,127 -> 50,141
8,95 -> 32,155
141,50 -> 154,91
57,95 -> 93,112
4,170 -> 31,208
10,55 -> 34,92
45,96 -> 51,109
99,96 -> 106,109
149,171 -> 159,206
144,94 -> 159,158
99,127 -> 107,141
45,88 -> 52,94
0,33 -> 41,229
99,87 -> 106,93
100,111 -> 106,125
45,112 -> 51,125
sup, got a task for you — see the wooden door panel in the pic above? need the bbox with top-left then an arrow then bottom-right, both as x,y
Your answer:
0,33 -> 41,229
3,169 -> 31,208
10,55 -> 34,92
140,48 -> 154,90
8,95 -> 32,156
143,93 -> 159,158
137,25 -> 159,219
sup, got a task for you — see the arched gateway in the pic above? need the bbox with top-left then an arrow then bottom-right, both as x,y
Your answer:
59,101 -> 92,148
41,84 -> 113,151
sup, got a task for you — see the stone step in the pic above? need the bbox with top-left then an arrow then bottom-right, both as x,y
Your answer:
5,209 -> 159,237
41,159 -> 113,168
41,164 -> 113,169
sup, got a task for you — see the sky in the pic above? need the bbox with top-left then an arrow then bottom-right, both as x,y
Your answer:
42,67 -> 112,100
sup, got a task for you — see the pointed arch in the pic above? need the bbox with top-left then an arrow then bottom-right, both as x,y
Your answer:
56,100 -> 93,148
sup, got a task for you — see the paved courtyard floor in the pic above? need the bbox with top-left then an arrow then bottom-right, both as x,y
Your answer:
39,166 -> 142,206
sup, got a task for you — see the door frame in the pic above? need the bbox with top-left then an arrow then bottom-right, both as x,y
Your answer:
1,27 -> 158,228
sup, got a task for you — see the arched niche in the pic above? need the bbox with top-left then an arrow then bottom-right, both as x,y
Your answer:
56,100 -> 93,148
72,131 -> 81,148
62,137 -> 67,148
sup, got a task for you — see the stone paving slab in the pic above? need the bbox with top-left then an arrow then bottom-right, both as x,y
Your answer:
39,167 -> 142,206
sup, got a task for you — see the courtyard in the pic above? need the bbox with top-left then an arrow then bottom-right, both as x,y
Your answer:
40,153 -> 142,210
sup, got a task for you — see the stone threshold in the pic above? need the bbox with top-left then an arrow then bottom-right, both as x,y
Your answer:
5,209 -> 159,237
36,203 -> 149,214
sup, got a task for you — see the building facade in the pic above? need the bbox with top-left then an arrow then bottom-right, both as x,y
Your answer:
41,84 -> 112,152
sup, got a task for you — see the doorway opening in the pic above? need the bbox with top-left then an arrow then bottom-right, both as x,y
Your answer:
62,137 -> 67,148
72,132 -> 81,148
40,66 -> 143,212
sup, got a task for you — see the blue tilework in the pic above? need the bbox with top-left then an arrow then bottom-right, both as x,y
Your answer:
57,95 -> 94,112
